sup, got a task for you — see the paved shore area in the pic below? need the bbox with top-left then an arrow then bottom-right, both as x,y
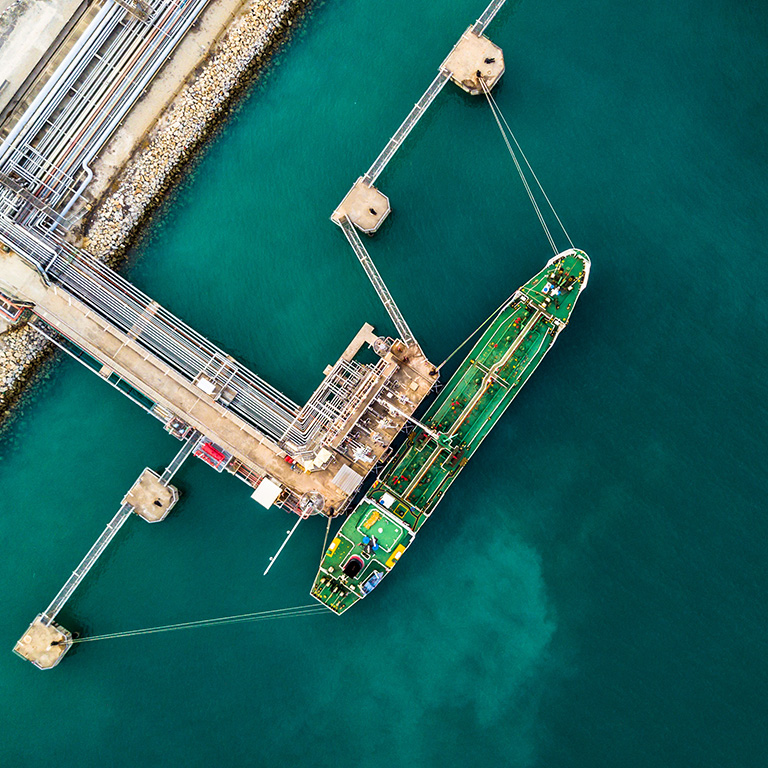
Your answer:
0,0 -> 309,421
0,0 -> 84,116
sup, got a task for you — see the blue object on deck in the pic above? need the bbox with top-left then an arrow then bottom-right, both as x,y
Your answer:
362,571 -> 384,594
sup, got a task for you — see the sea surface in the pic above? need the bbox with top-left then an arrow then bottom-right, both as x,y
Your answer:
1,0 -> 766,765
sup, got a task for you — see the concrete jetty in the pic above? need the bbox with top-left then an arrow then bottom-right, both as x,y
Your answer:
443,27 -> 505,96
125,469 -> 180,523
0,246 -> 435,513
333,179 -> 391,235
4,0 -> 507,668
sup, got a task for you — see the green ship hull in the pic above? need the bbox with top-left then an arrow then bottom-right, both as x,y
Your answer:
311,249 -> 591,614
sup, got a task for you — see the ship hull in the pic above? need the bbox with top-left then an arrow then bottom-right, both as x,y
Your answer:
311,249 -> 590,614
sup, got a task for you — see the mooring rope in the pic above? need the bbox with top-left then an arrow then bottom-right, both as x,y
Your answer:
483,82 -> 574,249
437,291 -> 515,370
69,604 -> 328,644
439,80 -> 579,372
481,80 -> 559,254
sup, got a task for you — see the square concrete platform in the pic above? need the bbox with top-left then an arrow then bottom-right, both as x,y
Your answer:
14,616 -> 71,669
123,468 -> 178,522
442,28 -> 505,95
332,178 -> 391,233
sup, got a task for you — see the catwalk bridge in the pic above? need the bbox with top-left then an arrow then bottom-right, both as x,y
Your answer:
361,0 -> 505,187
333,0 -> 507,340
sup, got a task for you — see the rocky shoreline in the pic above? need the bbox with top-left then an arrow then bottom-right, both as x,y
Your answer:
0,0 -> 310,423
0,323 -> 51,416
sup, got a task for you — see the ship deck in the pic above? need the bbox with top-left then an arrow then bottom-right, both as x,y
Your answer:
310,501 -> 412,613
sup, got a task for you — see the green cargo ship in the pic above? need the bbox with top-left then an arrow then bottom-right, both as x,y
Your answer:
311,249 -> 590,614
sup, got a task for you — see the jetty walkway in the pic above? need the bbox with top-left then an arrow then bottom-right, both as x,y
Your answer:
17,433 -> 197,669
363,0 -> 506,188
333,0 -> 507,342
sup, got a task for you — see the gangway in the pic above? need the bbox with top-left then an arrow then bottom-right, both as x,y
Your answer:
472,0 -> 507,34
40,431 -> 199,626
41,503 -> 133,625
362,69 -> 451,187
159,431 -> 201,484
338,215 -> 416,348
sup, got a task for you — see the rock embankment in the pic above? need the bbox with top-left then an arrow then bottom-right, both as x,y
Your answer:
85,0 -> 307,261
0,323 -> 48,413
0,0 -> 308,420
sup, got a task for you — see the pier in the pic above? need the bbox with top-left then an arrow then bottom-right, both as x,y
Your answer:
0,239 -> 436,508
14,433 -> 197,668
2,0 -> 508,667
2,224 -> 437,666
332,0 -> 506,231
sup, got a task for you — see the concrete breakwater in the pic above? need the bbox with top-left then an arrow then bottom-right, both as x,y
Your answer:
0,0 -> 309,419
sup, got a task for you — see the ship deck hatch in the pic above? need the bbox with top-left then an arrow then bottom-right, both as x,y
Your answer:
343,556 -> 364,577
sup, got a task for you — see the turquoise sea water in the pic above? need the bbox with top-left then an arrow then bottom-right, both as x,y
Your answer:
2,0 -> 767,765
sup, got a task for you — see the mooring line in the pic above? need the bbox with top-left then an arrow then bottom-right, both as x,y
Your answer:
70,604 -> 328,644
482,80 -> 557,254
437,291 -> 516,370
483,82 -> 574,249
